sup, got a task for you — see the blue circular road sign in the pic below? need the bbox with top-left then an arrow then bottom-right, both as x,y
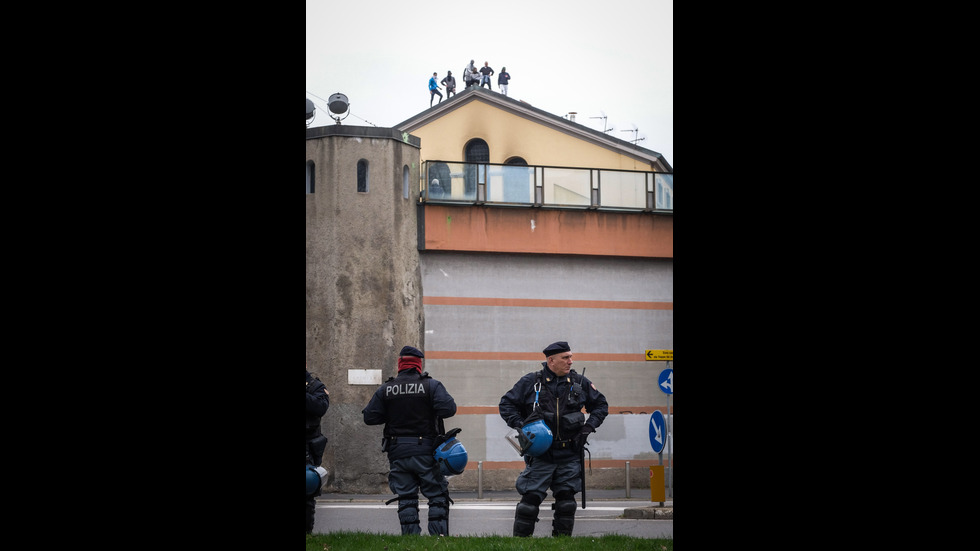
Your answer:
658,368 -> 673,394
649,410 -> 667,453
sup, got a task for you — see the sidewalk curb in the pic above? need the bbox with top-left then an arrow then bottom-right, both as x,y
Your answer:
317,492 -> 674,517
622,506 -> 673,519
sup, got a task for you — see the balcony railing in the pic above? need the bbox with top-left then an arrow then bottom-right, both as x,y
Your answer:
421,161 -> 673,212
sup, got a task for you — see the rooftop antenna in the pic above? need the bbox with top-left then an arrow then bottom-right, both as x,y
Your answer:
621,124 -> 645,145
589,111 -> 610,133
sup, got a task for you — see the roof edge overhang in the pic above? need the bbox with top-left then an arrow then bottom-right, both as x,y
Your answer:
395,88 -> 671,172
306,124 -> 421,149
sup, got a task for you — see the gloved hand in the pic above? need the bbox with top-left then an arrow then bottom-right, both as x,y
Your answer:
524,409 -> 544,425
516,430 -> 533,455
574,425 -> 595,450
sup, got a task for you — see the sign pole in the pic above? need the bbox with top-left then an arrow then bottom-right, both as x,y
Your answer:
651,354 -> 673,504
658,449 -> 664,506
648,409 -> 666,505
667,361 -> 672,498
667,360 -> 674,498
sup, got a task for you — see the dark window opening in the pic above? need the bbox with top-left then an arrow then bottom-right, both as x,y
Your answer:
464,139 -> 489,197
357,159 -> 369,192
306,160 -> 315,194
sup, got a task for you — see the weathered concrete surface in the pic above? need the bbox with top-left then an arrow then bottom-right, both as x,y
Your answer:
622,506 -> 673,519
307,127 -> 423,492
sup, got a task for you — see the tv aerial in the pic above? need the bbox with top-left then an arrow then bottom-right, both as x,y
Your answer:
327,93 -> 350,124
590,111 -> 614,133
621,124 -> 645,145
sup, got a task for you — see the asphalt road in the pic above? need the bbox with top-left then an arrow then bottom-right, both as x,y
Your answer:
313,491 -> 673,539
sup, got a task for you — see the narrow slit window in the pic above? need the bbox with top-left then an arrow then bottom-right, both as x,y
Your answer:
357,159 -> 369,193
403,165 -> 410,199
306,160 -> 315,194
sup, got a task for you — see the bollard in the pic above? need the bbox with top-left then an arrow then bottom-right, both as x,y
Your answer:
477,461 -> 483,499
650,465 -> 665,504
625,461 -> 631,498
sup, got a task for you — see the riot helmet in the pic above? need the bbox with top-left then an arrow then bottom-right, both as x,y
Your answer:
306,465 -> 328,496
521,419 -> 554,457
434,437 -> 468,476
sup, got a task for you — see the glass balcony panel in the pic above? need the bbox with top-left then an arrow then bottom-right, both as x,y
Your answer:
543,168 -> 591,207
423,161 -> 671,212
426,162 -> 476,201
485,165 -> 534,204
655,174 -> 673,210
598,170 -> 647,209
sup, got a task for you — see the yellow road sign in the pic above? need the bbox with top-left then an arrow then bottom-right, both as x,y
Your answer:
645,349 -> 673,361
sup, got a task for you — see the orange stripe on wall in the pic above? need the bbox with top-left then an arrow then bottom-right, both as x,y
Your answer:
456,406 -> 505,415
423,296 -> 672,309
426,351 -> 650,361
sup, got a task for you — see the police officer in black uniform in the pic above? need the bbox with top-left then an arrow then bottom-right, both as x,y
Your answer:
306,366 -> 330,534
498,341 -> 609,537
362,346 -> 458,536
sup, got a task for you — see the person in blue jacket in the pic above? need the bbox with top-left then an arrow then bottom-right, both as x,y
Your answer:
363,346 -> 458,536
498,341 -> 609,537
428,73 -> 443,107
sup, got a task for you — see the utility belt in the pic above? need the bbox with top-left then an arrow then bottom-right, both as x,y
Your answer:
551,439 -> 574,450
389,436 -> 435,445
382,436 -> 435,452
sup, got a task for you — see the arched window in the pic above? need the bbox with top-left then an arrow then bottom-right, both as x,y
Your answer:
357,159 -> 369,193
306,160 -> 315,194
403,165 -> 410,199
465,139 -> 489,163
463,138 -> 489,199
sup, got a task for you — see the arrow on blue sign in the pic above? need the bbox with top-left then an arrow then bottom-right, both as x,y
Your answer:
649,410 -> 666,453
658,368 -> 673,394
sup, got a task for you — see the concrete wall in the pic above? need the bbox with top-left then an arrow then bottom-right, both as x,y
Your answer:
306,125 -> 424,492
421,204 -> 673,257
419,251 -> 673,492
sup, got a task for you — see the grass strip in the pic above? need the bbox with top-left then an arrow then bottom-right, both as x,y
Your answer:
306,531 -> 672,550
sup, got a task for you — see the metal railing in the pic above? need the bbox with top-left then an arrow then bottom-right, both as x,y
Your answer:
421,161 -> 673,212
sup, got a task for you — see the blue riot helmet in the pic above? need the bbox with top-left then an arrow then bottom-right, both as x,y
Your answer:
520,419 -> 554,457
306,465 -> 328,496
434,437 -> 468,476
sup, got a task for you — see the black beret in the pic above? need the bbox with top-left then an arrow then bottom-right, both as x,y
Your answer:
542,341 -> 571,357
399,346 -> 424,358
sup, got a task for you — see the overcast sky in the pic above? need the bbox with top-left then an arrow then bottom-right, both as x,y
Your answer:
306,0 -> 673,168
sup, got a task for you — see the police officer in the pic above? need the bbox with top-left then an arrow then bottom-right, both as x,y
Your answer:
306,366 -> 330,534
362,346 -> 458,536
498,341 -> 609,537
